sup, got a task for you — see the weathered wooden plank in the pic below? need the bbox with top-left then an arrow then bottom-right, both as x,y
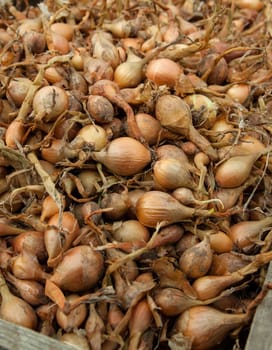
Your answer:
0,319 -> 75,350
245,262 -> 272,350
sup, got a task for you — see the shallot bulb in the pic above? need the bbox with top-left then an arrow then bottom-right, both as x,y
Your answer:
171,305 -> 248,350
215,152 -> 264,188
136,190 -> 212,228
0,272 -> 37,329
33,86 -> 69,122
228,216 -> 272,251
44,211 -> 80,267
50,245 -> 104,292
153,158 -> 196,190
56,294 -> 88,332
179,236 -> 213,279
155,95 -> 218,160
4,272 -> 47,306
91,137 -> 151,176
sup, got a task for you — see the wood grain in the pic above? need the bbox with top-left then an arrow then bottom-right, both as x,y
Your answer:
0,319 -> 75,350
245,262 -> 272,350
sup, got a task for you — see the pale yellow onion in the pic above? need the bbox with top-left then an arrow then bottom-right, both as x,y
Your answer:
33,86 -> 69,122
184,94 -> 218,129
74,124 -> 108,151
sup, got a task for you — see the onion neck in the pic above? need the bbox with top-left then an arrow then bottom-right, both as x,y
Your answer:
188,125 -> 218,161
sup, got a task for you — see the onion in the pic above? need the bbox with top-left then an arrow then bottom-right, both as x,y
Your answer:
50,245 -> 104,292
128,299 -> 153,350
6,77 -> 32,106
101,189 -> 131,221
11,230 -> 47,261
152,256 -> 196,297
91,137 -> 151,176
184,94 -> 218,129
59,332 -> 90,350
56,294 -> 87,332
0,271 -> 37,330
208,114 -> 234,144
4,272 -> 47,306
215,152 -> 264,188
228,216 -> 272,251
114,49 -> 146,88
136,190 -> 212,228
171,305 -> 248,350
85,304 -> 105,349
40,195 -> 66,222
145,58 -> 183,88
92,31 -> 120,68
40,138 -> 79,163
89,80 -> 143,141
5,120 -> 26,149
155,95 -> 218,160
10,249 -> 50,281
154,287 -> 207,316
33,86 -> 69,122
74,124 -> 108,151
153,158 -> 196,191
112,220 -> 150,243
50,22 -> 74,41
44,211 -> 80,267
209,252 -> 249,276
226,83 -> 251,104
179,236 -> 213,279
22,31 -> 46,54
133,112 -> 177,145
87,95 -> 115,124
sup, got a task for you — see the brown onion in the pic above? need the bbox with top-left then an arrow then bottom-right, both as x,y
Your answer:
171,305 -> 248,350
215,152 -> 263,188
136,190 -> 212,228
0,272 -> 37,330
50,245 -> 104,292
44,211 -> 80,267
4,272 -> 47,306
184,94 -> 218,129
153,158 -> 196,191
228,216 -> 272,251
112,220 -> 150,243
155,95 -> 218,160
179,236 -> 213,279
145,58 -> 183,88
56,294 -> 87,332
11,230 -> 47,261
59,333 -> 90,350
87,95 -> 115,124
33,86 -> 69,122
92,137 -> 151,176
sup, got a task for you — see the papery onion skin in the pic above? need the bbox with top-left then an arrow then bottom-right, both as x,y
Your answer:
171,305 -> 248,350
33,86 -> 69,122
91,137 -> 151,176
136,190 -> 210,228
50,245 -> 104,292
155,95 -> 218,160
145,58 -> 183,87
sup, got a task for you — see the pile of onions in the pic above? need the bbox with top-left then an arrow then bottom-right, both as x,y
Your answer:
0,1 -> 271,350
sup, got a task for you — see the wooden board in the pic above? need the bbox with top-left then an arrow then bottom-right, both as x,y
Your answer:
0,319 -> 75,350
245,262 -> 272,350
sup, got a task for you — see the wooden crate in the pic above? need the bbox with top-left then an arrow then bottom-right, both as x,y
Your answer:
245,262 -> 272,350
